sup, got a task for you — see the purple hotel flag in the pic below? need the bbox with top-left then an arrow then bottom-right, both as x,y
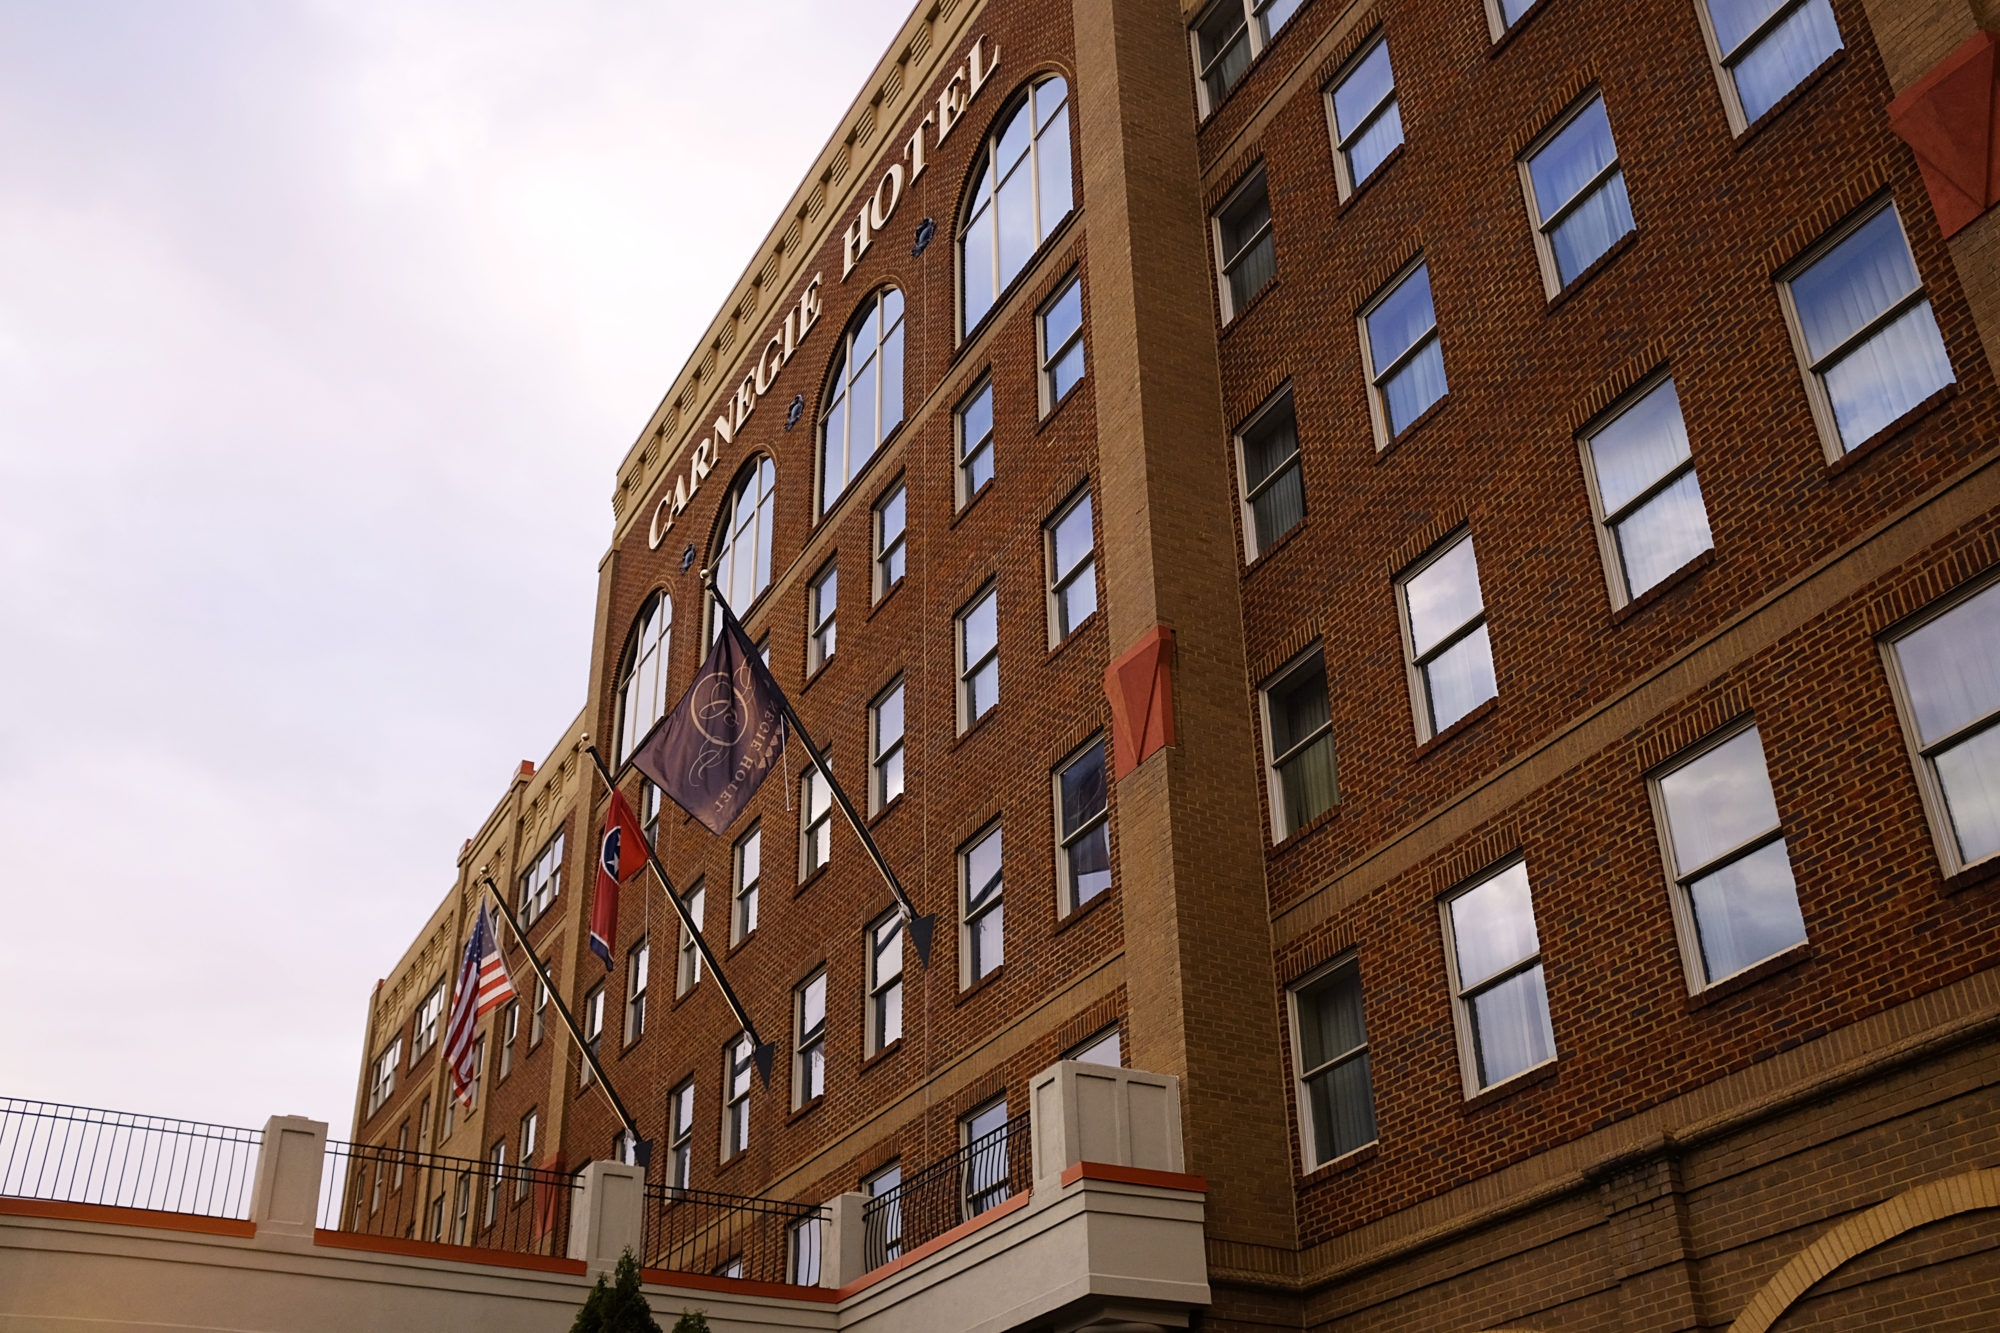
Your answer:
631,607 -> 788,835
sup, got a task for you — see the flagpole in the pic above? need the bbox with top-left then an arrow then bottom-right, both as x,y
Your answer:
703,570 -> 937,967
479,875 -> 647,1160
580,741 -> 778,1085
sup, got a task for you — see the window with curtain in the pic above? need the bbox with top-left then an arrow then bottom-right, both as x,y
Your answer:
709,457 -> 776,634
1056,739 -> 1111,910
1397,531 -> 1497,739
1443,860 -> 1555,1092
1327,34 -> 1403,197
1292,956 -> 1375,1166
1238,387 -> 1304,558
819,289 -> 905,516
1886,579 -> 2000,872
1521,94 -> 1634,293
1700,0 -> 1843,128
962,822 -> 1004,985
1361,259 -> 1447,444
616,592 -> 672,762
961,78 -> 1074,334
1581,375 -> 1713,603
1263,649 -> 1338,839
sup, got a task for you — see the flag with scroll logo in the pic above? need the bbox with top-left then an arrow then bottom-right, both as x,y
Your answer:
631,606 -> 788,836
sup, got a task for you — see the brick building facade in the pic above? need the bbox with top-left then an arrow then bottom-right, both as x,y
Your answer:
349,0 -> 2000,1327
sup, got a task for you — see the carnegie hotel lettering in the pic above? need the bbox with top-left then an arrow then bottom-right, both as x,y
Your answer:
646,35 -> 1001,549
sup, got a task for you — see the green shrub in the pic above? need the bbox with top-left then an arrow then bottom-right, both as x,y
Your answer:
568,1249 -> 663,1333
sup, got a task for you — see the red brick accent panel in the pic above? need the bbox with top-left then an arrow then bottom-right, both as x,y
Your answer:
1105,625 -> 1176,778
1889,31 -> 2000,238
1058,1161 -> 1208,1193
0,1197 -> 256,1238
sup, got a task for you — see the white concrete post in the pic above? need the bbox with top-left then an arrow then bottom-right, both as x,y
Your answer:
820,1191 -> 868,1288
1029,1062 -> 1184,1193
250,1115 -> 328,1251
567,1160 -> 646,1277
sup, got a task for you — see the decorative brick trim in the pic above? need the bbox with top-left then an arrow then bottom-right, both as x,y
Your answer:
1570,340 -> 1672,434
1053,986 -> 1127,1054
1631,685 -> 1754,774
1513,72 -> 1601,160
1860,539 -> 2000,636
1277,922 -> 1361,986
1234,372 -> 1297,432
1386,512 -> 1470,580
1249,617 -> 1322,686
1762,166 -> 1899,276
1204,153 -> 1269,215
1348,240 -> 1427,316
1431,824 -> 1524,899
1315,21 -> 1382,90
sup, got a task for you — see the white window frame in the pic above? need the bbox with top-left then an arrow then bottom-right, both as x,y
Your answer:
1394,529 -> 1494,743
1517,92 -> 1631,299
1235,384 -> 1305,561
625,937 -> 649,1044
1691,0 -> 1845,136
410,979 -> 445,1062
667,1080 -> 695,1192
1259,645 -> 1338,842
865,1161 -> 904,1261
817,289 -> 906,519
956,583 -> 1000,732
960,820 -> 1005,989
1053,736 -> 1112,915
615,591 -> 673,764
516,1110 -> 538,1200
499,999 -> 518,1078
706,456 -> 778,642
1045,487 -> 1098,648
1323,32 -> 1400,200
800,762 -> 835,879
518,832 -> 564,928
1189,0 -> 1300,119
1065,1025 -> 1122,1067
1037,273 -> 1087,417
723,1036 -> 753,1161
788,1212 -> 823,1286
807,560 -> 838,675
958,77 -> 1075,338
1286,953 -> 1376,1169
1356,256 -> 1444,449
1774,198 -> 1952,464
1212,166 -> 1275,323
1482,0 -> 1541,43
1576,371 -> 1712,609
529,975 -> 548,1048
367,1038 -> 400,1117
866,911 -> 905,1057
677,881 -> 706,997
580,987 -> 604,1087
1438,857 -> 1557,1098
873,479 -> 907,603
956,375 -> 996,509
1880,570 -> 2000,878
960,1097 -> 1012,1217
732,823 -> 762,945
793,967 -> 828,1110
870,678 -> 906,815
483,1139 -> 505,1229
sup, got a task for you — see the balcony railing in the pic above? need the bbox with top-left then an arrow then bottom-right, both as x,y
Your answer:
0,1097 -> 262,1220
319,1137 -> 577,1258
862,1111 -> 1030,1273
642,1182 -> 828,1286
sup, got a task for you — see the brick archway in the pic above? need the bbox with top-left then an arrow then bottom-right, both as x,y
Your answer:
1727,1167 -> 2000,1333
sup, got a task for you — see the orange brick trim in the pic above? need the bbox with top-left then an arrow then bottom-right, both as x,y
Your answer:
1632,687 -> 1755,774
1315,22 -> 1383,90
1860,535 -> 2000,636
1386,513 -> 1471,580
1513,72 -> 1602,160
1763,166 -> 1899,275
835,1189 -> 1031,1297
640,1267 -> 840,1303
312,1228 -> 587,1275
1725,1167 -> 2000,1333
1249,617 -> 1322,686
1059,1161 -> 1209,1192
1571,340 -> 1672,434
1348,241 -> 1426,316
1432,825 -> 1525,899
1204,154 -> 1270,215
0,1197 -> 256,1238
1277,922 -> 1361,986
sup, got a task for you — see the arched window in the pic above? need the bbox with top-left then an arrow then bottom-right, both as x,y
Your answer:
819,289 -> 905,517
615,592 -> 672,762
961,77 -> 1075,334
710,456 -> 777,634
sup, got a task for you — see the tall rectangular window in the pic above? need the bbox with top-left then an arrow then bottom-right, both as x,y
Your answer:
789,1213 -> 822,1286
1056,738 -> 1111,911
580,987 -> 604,1086
1359,259 -> 1447,445
1652,724 -> 1808,986
468,1037 -> 485,1111
1779,201 -> 1954,457
1238,387 -> 1304,558
1442,860 -> 1556,1094
808,562 -> 837,674
793,968 -> 827,1108
801,766 -> 834,878
867,912 -> 904,1055
723,1036 -> 753,1160
866,1162 -> 904,1262
499,1000 -> 518,1078
1038,274 -> 1086,415
962,1099 -> 1012,1216
667,1081 -> 694,1192
1191,0 -> 1303,116
957,377 -> 995,507
641,781 -> 661,849
1396,531 -> 1497,740
1326,34 -> 1402,198
394,1123 -> 408,1190
1291,956 -> 1376,1167
484,1140 -> 505,1228
1046,488 -> 1098,646
518,832 -> 563,927
961,822 -> 1004,987
367,1039 -> 400,1116
529,975 -> 548,1048
870,680 -> 906,813
873,481 -> 906,601
678,882 -> 706,996
1261,649 -> 1338,840
1884,578 -> 2000,874
1215,167 -> 1275,321
1580,375 -> 1714,605
625,938 -> 649,1043
516,1110 -> 537,1199
957,585 -> 1000,731
1521,94 -> 1634,294
733,824 -> 761,944
411,980 -> 445,1061
1698,0 -> 1843,129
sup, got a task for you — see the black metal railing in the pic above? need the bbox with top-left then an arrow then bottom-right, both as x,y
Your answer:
642,1183 -> 828,1285
861,1112 -> 1029,1272
0,1098 -> 262,1219
319,1137 -> 576,1258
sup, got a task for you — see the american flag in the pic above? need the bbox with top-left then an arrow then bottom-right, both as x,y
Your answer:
443,904 -> 517,1107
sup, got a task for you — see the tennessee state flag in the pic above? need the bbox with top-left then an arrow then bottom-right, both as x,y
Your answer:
590,788 -> 650,970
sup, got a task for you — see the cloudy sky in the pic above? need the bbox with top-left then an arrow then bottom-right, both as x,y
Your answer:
0,0 -> 910,1132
